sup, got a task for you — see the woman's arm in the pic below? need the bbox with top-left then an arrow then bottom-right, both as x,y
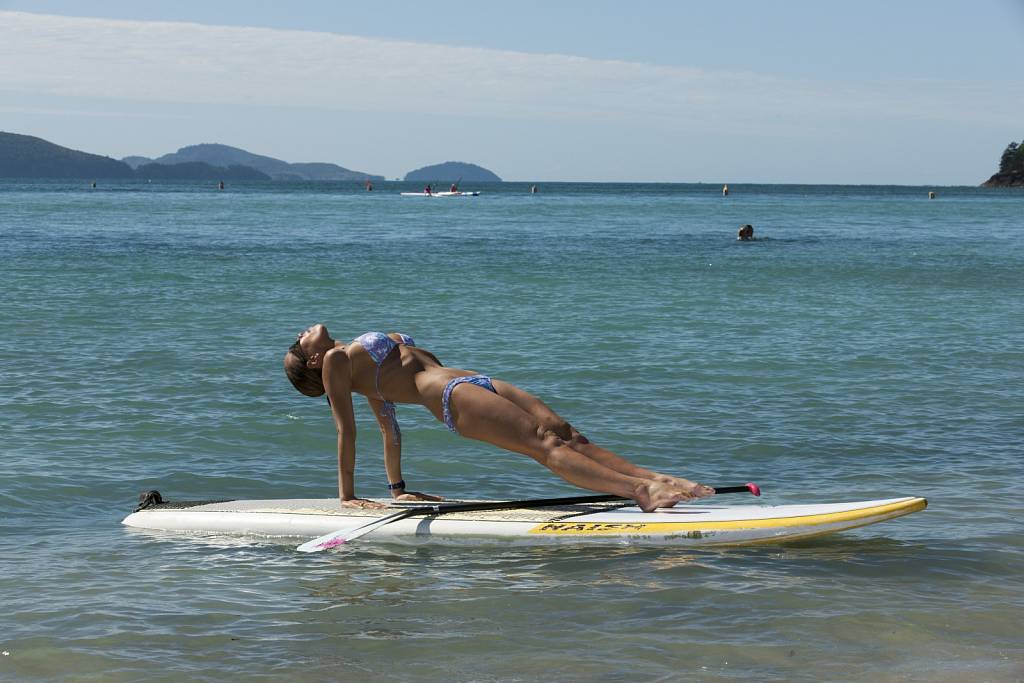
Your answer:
366,396 -> 443,503
322,348 -> 380,508
365,397 -> 404,489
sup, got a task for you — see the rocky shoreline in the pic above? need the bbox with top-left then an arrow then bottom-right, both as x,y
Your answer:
981,172 -> 1024,188
983,140 -> 1024,187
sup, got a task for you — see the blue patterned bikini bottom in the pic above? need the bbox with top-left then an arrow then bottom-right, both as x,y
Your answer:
441,374 -> 497,433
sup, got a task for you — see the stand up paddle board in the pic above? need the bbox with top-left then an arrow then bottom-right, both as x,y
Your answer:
122,495 -> 926,546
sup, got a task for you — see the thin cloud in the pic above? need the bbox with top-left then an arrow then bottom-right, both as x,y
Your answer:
0,11 -> 721,121
1,10 -> 1015,133
0,104 -> 195,119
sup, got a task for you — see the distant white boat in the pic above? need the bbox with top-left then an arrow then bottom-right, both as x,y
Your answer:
400,191 -> 480,197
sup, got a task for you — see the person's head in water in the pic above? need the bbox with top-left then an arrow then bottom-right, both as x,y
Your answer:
284,323 -> 334,397
737,224 -> 754,241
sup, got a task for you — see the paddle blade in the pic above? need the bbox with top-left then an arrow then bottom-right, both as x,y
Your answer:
296,509 -> 413,553
296,534 -> 349,553
296,528 -> 354,553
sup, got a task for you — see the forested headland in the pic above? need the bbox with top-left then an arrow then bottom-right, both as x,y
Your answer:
982,140 -> 1024,187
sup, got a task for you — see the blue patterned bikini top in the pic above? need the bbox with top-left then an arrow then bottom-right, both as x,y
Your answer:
354,331 -> 415,370
353,331 -> 415,440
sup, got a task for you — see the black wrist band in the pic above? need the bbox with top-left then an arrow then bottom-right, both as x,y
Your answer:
387,480 -> 406,491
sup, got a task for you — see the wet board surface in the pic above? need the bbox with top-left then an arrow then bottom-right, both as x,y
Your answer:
122,496 -> 927,546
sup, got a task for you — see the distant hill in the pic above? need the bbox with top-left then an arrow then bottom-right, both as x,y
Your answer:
982,139 -> 1024,187
151,143 -> 383,181
404,161 -> 501,183
136,161 -> 271,181
289,162 -> 373,181
121,156 -> 153,169
0,131 -> 135,179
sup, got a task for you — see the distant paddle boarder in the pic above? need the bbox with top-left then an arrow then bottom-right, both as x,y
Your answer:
284,325 -> 714,511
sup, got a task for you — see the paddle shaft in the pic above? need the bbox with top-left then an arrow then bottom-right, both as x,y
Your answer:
296,483 -> 761,551
399,485 -> 757,515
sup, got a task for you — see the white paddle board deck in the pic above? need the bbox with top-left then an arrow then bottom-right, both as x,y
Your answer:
122,496 -> 926,546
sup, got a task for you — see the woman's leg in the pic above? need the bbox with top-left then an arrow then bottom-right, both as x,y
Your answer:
489,380 -> 714,498
566,439 -> 712,498
449,383 -> 697,511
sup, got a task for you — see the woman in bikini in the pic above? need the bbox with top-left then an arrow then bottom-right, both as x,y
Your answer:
284,324 -> 715,512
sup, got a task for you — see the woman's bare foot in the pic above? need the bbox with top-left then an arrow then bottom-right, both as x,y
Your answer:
633,480 -> 691,512
657,475 -> 715,499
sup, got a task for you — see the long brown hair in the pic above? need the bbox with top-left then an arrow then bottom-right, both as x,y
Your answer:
284,339 -> 325,397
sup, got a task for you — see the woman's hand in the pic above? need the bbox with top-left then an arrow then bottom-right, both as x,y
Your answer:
341,498 -> 388,509
393,491 -> 444,502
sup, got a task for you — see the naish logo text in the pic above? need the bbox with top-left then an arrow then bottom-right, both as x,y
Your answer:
530,522 -> 648,535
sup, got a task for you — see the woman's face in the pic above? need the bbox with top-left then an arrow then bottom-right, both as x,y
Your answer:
296,323 -> 334,361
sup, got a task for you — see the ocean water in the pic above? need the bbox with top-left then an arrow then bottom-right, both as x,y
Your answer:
1,180 -> 1022,682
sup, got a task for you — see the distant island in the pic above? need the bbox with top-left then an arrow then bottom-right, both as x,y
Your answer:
3,131 -> 505,184
131,143 -> 383,182
405,161 -> 501,183
982,139 -> 1024,187
0,132 -> 135,179
135,161 -> 270,181
0,132 -> 383,182
121,156 -> 153,169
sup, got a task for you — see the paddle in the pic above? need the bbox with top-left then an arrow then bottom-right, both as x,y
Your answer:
296,482 -> 760,552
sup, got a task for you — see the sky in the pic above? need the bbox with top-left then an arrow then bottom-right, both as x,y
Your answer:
1,1 -> 1022,183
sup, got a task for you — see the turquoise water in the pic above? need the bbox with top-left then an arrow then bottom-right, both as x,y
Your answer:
1,180 -> 1022,682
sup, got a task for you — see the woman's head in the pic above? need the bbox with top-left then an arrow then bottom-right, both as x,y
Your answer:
283,324 -> 333,397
